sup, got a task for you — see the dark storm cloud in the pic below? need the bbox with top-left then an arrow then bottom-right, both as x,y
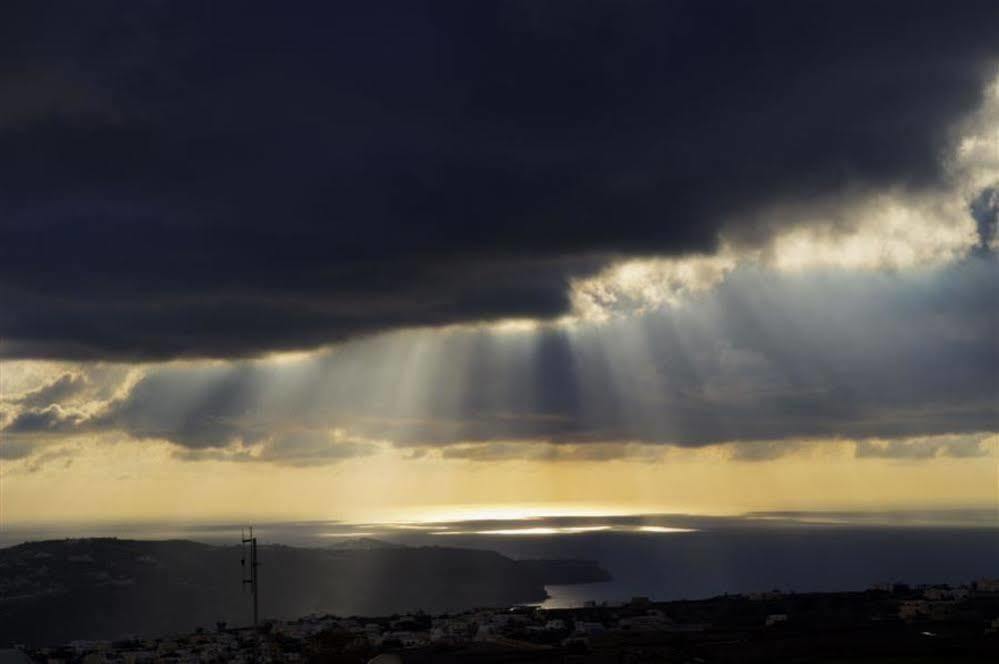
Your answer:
2,1 -> 998,359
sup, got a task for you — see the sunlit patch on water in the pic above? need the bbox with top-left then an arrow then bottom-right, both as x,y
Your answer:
434,525 -> 613,536
430,524 -> 697,536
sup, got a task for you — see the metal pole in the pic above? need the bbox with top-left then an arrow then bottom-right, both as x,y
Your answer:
252,534 -> 258,628
242,526 -> 259,628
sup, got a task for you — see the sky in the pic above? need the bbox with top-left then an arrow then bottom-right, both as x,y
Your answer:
1,2 -> 997,527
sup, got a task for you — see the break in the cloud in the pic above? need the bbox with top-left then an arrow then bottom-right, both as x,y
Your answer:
570,74 -> 999,321
1,2 -> 999,359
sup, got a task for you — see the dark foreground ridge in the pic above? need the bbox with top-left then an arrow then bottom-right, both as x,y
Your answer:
0,538 -> 608,646
12,582 -> 999,663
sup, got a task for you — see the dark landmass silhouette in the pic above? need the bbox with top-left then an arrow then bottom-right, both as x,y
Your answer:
19,585 -> 999,663
0,538 -> 609,646
324,537 -> 405,551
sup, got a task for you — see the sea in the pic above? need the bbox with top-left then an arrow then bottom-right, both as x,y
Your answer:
2,510 -> 997,608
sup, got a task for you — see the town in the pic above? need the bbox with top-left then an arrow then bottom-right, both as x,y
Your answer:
16,579 -> 999,663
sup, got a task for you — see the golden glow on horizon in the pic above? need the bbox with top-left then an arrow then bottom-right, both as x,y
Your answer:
430,525 -> 699,536
2,353 -> 996,526
2,434 -> 996,526
393,503 -> 653,525
433,525 -> 614,536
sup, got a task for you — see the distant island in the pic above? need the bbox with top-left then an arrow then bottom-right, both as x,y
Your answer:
0,538 -> 609,647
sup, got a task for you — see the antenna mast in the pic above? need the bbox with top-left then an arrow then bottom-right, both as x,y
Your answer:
241,526 -> 259,628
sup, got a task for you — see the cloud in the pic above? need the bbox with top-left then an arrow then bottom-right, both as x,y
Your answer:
1,2 -> 998,359
255,430 -> 379,467
171,429 -> 379,467
854,434 -> 993,460
170,448 -> 256,464
5,254 -> 990,460
3,405 -> 89,436
726,440 -> 808,463
570,181 -> 995,321
8,372 -> 87,408
725,432 -> 997,463
0,66 -> 118,130
439,441 -> 663,463
87,365 -> 264,448
970,186 -> 999,254
0,436 -> 77,473
20,447 -> 76,474
0,438 -> 36,460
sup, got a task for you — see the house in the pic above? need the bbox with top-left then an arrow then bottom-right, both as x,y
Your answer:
899,600 -> 929,620
923,586 -> 968,601
973,579 -> 999,593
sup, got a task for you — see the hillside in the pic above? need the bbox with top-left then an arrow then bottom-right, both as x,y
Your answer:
0,538 -> 609,646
